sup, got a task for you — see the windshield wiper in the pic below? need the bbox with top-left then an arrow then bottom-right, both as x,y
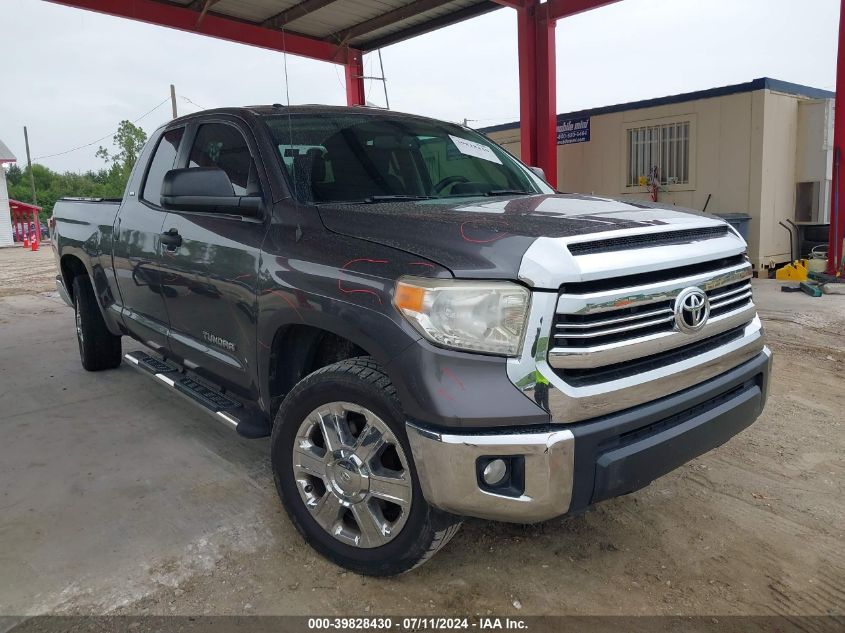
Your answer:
486,189 -> 532,196
364,195 -> 435,203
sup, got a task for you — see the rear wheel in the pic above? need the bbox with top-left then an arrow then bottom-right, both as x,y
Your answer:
72,275 -> 122,371
271,357 -> 461,575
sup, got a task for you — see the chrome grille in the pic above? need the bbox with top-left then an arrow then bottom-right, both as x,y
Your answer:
548,259 -> 756,371
553,278 -> 753,348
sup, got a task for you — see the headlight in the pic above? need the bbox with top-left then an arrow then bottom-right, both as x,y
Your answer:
393,277 -> 530,356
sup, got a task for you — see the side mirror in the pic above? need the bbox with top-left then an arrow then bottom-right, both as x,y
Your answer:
528,166 -> 547,182
161,168 -> 262,216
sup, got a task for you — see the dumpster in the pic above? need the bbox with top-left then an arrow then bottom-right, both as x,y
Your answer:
714,212 -> 751,242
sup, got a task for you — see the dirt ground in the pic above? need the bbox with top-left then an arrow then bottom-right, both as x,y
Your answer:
0,245 -> 843,618
0,246 -> 56,298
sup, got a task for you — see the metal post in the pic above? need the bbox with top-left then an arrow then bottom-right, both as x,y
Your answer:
23,126 -> 37,205
345,50 -> 366,106
377,48 -> 390,110
535,15 -> 557,188
35,209 -> 42,243
170,84 -> 178,119
830,0 -> 845,274
517,3 -> 538,167
516,2 -> 558,188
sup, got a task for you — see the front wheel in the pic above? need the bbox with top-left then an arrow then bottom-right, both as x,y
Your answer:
270,357 -> 461,576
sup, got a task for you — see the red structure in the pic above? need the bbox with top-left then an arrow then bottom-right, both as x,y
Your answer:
45,0 -> 622,191
42,0 -> 845,272
10,199 -> 43,244
830,0 -> 845,274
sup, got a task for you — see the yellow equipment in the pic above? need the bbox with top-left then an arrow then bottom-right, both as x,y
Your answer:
775,259 -> 809,281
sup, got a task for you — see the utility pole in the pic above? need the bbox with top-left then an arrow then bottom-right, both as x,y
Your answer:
170,84 -> 178,119
23,126 -> 37,205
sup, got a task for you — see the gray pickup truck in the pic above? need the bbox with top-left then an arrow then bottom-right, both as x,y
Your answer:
52,105 -> 770,575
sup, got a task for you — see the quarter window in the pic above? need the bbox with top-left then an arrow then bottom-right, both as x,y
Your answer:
141,128 -> 184,207
626,121 -> 690,187
187,123 -> 257,196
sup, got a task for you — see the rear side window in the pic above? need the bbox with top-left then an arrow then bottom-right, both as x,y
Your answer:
141,128 -> 184,207
187,123 -> 256,196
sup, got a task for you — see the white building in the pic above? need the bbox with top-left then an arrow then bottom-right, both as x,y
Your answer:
484,78 -> 834,272
0,138 -> 16,247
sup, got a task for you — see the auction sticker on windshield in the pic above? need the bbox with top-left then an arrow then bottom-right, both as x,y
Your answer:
448,135 -> 503,164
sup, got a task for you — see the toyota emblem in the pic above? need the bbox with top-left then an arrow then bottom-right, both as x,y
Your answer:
674,287 -> 710,333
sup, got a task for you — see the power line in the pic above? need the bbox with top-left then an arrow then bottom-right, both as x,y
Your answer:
32,98 -> 170,161
179,95 -> 207,111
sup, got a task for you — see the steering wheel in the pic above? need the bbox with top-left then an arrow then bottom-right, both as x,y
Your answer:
433,175 -> 469,194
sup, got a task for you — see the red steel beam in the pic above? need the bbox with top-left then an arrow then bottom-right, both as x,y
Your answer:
516,2 -> 557,188
540,0 -> 622,21
516,3 -> 538,168
829,0 -> 845,274
345,50 -> 366,106
45,0 -> 347,64
534,15 -> 557,187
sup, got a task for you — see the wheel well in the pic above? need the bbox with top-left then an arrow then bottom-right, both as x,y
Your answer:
60,255 -> 88,301
268,325 -> 368,414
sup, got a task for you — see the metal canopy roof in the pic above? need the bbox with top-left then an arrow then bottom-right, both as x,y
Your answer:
67,0 -> 503,53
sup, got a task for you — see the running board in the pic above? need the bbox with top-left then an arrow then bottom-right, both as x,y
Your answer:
123,351 -> 270,438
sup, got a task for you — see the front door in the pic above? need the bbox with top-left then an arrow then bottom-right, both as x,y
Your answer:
112,127 -> 184,351
158,120 -> 267,399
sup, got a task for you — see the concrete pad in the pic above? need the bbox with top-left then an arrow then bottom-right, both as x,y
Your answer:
0,293 -> 278,614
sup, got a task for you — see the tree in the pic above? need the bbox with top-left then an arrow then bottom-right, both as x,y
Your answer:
97,120 -> 148,183
6,163 -> 23,186
4,119 -> 149,218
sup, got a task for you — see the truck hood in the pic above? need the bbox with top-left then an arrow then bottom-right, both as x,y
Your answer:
317,193 -> 728,281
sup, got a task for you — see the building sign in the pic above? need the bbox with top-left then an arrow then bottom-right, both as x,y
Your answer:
556,116 -> 590,145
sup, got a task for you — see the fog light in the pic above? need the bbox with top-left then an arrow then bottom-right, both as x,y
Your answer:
482,458 -> 508,486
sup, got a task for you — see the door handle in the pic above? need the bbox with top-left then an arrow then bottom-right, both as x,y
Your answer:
160,228 -> 182,249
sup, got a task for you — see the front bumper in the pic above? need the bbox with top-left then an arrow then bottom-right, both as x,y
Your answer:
406,347 -> 771,523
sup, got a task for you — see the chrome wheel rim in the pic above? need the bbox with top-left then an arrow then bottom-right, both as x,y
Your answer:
75,303 -> 83,345
292,402 -> 413,549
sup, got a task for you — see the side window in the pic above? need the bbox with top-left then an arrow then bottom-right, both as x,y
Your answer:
141,128 -> 184,207
188,123 -> 256,196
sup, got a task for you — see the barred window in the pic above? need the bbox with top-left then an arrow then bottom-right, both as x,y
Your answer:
626,121 -> 690,187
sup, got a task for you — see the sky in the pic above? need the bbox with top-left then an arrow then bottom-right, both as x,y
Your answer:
0,0 -> 840,173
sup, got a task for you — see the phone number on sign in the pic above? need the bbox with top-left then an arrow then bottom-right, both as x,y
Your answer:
307,618 -> 472,630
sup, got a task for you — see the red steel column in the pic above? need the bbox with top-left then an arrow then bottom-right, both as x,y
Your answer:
345,50 -> 366,106
535,15 -> 557,188
516,3 -> 558,188
517,3 -> 538,167
35,210 -> 42,243
829,0 -> 845,274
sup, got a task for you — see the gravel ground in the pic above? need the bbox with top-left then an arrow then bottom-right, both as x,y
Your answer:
0,246 -> 56,298
0,245 -> 842,618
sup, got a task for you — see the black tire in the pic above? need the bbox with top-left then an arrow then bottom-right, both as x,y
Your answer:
271,357 -> 461,576
72,275 -> 122,371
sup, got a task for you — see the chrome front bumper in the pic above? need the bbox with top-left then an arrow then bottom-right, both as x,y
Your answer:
405,423 -> 575,523
406,348 -> 771,523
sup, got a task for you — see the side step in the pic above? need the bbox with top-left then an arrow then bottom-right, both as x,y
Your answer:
124,351 -> 270,438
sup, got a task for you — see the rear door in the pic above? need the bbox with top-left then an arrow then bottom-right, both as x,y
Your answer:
158,119 -> 268,399
112,126 -> 184,351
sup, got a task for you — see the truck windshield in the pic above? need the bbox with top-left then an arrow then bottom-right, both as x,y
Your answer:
262,113 -> 554,204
